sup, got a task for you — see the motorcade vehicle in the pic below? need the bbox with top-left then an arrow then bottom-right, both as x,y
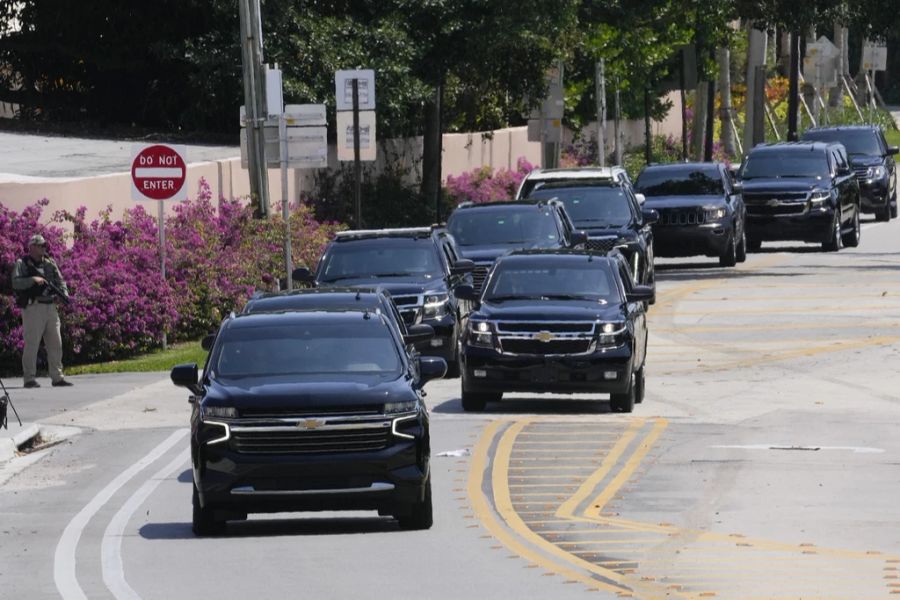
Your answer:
455,250 -> 651,414
738,142 -> 861,251
171,309 -> 446,535
800,125 -> 897,221
292,227 -> 472,376
635,162 -> 747,266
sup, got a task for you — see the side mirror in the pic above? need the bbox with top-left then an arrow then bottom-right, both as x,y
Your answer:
641,209 -> 659,225
201,333 -> 216,352
887,146 -> 899,156
454,284 -> 479,302
171,363 -> 202,395
731,180 -> 743,193
450,259 -> 475,275
417,356 -> 448,384
291,267 -> 315,285
404,323 -> 434,345
634,193 -> 646,205
570,231 -> 589,246
626,285 -> 655,304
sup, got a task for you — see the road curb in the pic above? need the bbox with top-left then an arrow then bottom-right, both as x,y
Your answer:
0,423 -> 41,463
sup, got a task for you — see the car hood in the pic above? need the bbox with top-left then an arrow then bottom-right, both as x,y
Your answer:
740,178 -> 825,194
319,277 -> 445,296
478,299 -> 624,321
204,374 -> 411,410
643,195 -> 726,209
849,155 -> 883,168
457,245 -> 520,263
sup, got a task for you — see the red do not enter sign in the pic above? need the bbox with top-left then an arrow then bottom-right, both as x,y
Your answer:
131,144 -> 187,201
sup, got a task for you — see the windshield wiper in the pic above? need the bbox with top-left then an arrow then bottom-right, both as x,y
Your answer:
370,272 -> 418,278
540,294 -> 596,301
485,295 -> 543,302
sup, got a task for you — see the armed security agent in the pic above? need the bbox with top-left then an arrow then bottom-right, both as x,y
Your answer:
12,234 -> 73,388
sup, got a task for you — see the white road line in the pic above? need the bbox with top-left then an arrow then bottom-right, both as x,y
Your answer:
102,448 -> 190,600
53,429 -> 189,600
711,444 -> 884,454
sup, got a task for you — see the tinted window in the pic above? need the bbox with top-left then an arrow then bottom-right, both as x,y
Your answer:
741,151 -> 830,179
636,168 -> 724,196
802,130 -> 883,155
214,321 -> 401,377
447,208 -> 561,247
320,239 -> 441,282
526,186 -> 633,227
484,261 -> 621,303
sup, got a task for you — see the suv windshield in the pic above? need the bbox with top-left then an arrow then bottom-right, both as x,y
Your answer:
741,151 -> 830,180
214,321 -> 401,378
802,130 -> 882,155
484,261 -> 620,303
447,208 -> 561,247
636,169 -> 724,196
526,186 -> 633,227
319,239 -> 440,282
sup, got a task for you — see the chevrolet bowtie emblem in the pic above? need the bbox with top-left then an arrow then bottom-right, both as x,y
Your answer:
300,418 -> 325,430
535,331 -> 555,343
767,199 -> 779,206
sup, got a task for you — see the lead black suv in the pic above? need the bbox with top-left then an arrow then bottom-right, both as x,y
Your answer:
801,125 -> 898,221
739,142 -> 861,251
455,250 -> 652,413
517,173 -> 658,302
293,227 -> 473,376
445,200 -> 587,293
635,162 -> 747,266
171,309 -> 447,535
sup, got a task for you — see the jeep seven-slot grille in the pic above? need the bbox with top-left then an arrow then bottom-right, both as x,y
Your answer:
586,237 -> 617,253
658,208 -> 707,226
471,265 -> 490,293
496,321 -> 597,355
230,423 -> 392,454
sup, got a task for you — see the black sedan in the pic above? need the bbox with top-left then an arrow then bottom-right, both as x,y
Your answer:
171,309 -> 446,535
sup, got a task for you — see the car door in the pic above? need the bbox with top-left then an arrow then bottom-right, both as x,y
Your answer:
723,166 -> 745,237
625,185 -> 653,285
616,260 -> 647,370
879,130 -> 897,200
831,148 -> 855,223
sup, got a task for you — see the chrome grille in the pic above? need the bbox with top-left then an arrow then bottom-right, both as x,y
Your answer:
502,339 -> 593,355
585,237 -> 617,253
496,321 -> 597,356
471,265 -> 490,293
852,166 -> 869,178
230,420 -> 392,454
239,406 -> 382,418
392,294 -> 422,325
743,193 -> 809,217
658,208 -> 707,226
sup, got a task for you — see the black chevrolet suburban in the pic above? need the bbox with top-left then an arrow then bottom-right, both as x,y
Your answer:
739,142 -> 861,251
455,250 -> 651,413
801,125 -> 897,221
171,310 -> 446,535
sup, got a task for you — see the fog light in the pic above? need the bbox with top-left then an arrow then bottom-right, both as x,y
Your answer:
430,338 -> 444,347
603,371 -> 617,380
474,369 -> 487,378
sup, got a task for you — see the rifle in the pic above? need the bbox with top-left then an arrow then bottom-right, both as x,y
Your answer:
0,377 -> 23,430
44,279 -> 70,305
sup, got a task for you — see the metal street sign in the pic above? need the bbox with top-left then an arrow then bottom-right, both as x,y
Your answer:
240,104 -> 328,169
336,110 -> 376,161
335,69 -> 376,111
862,43 -> 887,72
527,118 -> 562,143
131,144 -> 187,201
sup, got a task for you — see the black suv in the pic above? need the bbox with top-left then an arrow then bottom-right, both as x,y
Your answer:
519,178 -> 658,301
635,162 -> 747,266
445,200 -> 587,293
293,228 -> 473,375
171,309 -> 447,535
455,250 -> 652,413
801,125 -> 898,221
739,142 -> 861,251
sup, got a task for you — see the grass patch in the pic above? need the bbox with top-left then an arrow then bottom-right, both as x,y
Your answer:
885,128 -> 900,147
66,341 -> 207,375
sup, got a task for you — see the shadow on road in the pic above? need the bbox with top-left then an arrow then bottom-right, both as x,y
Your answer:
431,395 -> 618,415
139,515 -> 403,541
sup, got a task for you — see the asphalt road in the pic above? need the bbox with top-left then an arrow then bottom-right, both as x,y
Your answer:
1,216 -> 899,599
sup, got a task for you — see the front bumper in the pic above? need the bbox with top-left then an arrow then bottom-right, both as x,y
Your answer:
747,207 -> 834,243
414,314 -> 457,362
857,177 -> 891,211
461,343 -> 634,395
653,222 -> 732,257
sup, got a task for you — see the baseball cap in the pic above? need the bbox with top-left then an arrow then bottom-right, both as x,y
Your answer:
28,234 -> 47,246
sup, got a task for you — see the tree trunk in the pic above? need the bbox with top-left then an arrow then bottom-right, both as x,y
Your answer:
690,81 -> 708,161
828,23 -> 846,108
421,83 -> 443,221
717,47 -> 736,157
787,32 -> 800,141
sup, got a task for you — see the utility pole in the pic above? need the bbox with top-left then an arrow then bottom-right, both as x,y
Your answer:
787,32 -> 800,141
596,60 -> 606,167
239,0 -> 269,218
744,27 -> 767,151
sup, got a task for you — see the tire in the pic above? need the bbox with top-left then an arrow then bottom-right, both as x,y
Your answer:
719,234 -> 737,267
609,375 -> 636,413
891,194 -> 898,219
192,483 -> 226,537
842,206 -> 861,248
634,366 -> 646,405
748,236 -> 762,253
875,204 -> 891,222
397,477 -> 433,530
822,211 -> 843,252
735,225 -> 747,263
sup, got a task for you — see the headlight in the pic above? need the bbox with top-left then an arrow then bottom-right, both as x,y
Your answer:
202,405 -> 238,420
597,322 -> 626,346
808,192 -> 831,207
384,400 -> 419,414
423,293 -> 449,318
705,207 -> 726,221
468,320 -> 495,348
866,166 -> 887,179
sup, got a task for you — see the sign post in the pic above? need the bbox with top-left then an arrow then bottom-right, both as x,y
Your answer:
131,143 -> 188,349
335,69 -> 376,228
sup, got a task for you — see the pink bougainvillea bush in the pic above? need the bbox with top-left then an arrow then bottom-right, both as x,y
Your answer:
444,157 -> 535,206
0,179 -> 345,371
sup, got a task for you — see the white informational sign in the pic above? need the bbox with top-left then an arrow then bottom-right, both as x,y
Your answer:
336,110 -> 377,161
284,104 -> 326,126
265,66 -> 283,116
803,36 -> 839,87
862,43 -> 887,72
239,104 -> 329,169
334,69 -> 376,111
